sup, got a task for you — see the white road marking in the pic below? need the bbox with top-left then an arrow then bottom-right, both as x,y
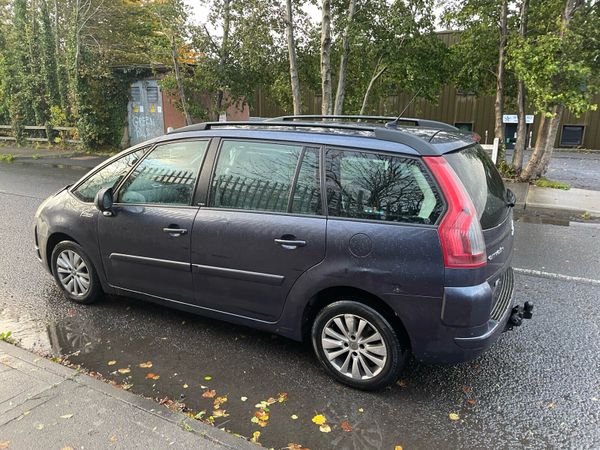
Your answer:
514,267 -> 600,287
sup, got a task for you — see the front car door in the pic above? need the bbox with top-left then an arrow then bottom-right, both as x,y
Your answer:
98,139 -> 209,302
191,139 -> 326,322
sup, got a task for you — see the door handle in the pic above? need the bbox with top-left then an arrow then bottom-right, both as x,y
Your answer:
274,238 -> 306,249
163,227 -> 188,237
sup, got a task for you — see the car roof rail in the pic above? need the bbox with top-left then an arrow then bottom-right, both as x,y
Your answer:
267,115 -> 458,131
168,120 -> 444,155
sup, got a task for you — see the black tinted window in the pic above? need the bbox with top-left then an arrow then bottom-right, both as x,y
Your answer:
73,148 -> 147,202
325,149 -> 443,224
210,140 -> 321,215
444,144 -> 507,229
119,141 -> 208,205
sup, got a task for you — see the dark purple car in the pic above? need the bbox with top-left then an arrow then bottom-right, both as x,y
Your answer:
34,116 -> 532,390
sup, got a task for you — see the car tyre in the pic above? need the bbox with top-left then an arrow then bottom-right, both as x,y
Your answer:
311,300 -> 407,390
51,241 -> 102,304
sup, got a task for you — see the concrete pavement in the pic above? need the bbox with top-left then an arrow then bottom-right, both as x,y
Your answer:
0,341 -> 255,450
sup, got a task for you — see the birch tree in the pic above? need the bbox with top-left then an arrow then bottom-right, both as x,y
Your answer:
285,0 -> 302,115
320,0 -> 332,114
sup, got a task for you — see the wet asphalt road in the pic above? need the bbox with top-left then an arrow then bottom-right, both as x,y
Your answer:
1,162 -> 599,450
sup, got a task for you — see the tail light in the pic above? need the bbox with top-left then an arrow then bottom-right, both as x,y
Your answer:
423,156 -> 486,268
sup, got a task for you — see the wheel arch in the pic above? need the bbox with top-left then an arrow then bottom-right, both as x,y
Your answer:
46,232 -> 80,274
301,286 -> 411,350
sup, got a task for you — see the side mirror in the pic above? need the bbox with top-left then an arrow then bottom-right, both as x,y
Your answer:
94,187 -> 114,216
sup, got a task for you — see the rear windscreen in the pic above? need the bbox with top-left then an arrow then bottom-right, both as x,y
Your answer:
444,144 -> 507,229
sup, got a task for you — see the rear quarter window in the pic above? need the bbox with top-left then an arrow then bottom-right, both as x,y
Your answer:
444,144 -> 507,229
325,148 -> 444,225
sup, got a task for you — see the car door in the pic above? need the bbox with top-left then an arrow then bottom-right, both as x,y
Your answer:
98,139 -> 209,302
191,139 -> 326,322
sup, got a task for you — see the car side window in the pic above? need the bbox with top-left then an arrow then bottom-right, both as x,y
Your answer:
118,140 -> 208,205
209,140 -> 321,215
72,148 -> 147,202
325,148 -> 443,224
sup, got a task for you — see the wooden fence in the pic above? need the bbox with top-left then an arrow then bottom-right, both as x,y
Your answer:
0,125 -> 81,144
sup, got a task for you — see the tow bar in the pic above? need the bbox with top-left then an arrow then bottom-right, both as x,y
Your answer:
505,301 -> 534,331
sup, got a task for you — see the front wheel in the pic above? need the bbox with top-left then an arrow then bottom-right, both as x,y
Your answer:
311,301 -> 408,390
51,241 -> 102,304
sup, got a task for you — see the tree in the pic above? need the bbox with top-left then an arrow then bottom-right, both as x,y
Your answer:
333,0 -> 356,114
515,0 -> 598,180
320,0 -> 333,114
285,0 -> 302,115
511,0 -> 529,172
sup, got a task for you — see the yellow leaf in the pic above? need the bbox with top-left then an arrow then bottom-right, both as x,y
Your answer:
311,414 -> 327,425
358,408 -> 364,413
183,384 -> 189,389
449,412 -> 460,421
60,447 -> 74,450
202,389 -> 216,398
319,424 -> 331,433
250,431 -> 261,443
0,441 -> 9,449
212,409 -> 229,417
291,414 -> 298,420
109,435 -> 117,443
240,396 -> 248,402
394,446 -> 403,450
117,368 -> 131,375
60,414 -> 74,419
145,373 -> 160,380
204,376 -> 212,381
139,361 -> 153,369
107,360 -> 117,366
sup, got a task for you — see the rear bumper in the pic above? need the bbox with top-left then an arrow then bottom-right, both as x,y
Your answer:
403,268 -> 515,364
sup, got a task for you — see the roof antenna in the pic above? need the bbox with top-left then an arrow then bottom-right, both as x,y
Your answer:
389,88 -> 422,127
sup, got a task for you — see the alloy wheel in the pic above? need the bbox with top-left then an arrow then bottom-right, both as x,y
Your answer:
321,313 -> 388,380
56,249 -> 90,297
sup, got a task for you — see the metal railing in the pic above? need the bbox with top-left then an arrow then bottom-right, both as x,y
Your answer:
0,125 -> 81,144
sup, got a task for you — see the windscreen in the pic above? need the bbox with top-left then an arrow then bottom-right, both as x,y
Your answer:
444,144 -> 507,229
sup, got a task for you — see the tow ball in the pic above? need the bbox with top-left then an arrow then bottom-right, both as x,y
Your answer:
505,301 -> 534,331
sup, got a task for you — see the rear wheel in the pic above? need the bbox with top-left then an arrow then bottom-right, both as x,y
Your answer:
311,300 -> 407,390
51,241 -> 102,304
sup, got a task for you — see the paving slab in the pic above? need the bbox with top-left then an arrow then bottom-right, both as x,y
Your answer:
526,185 -> 600,217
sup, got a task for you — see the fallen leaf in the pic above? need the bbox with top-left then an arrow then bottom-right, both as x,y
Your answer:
394,446 -> 403,450
0,441 -> 9,449
250,431 -> 261,443
396,380 -> 408,388
240,396 -> 248,402
547,402 -> 556,409
340,420 -> 352,432
139,361 -> 153,369
145,373 -> 160,380
448,412 -> 460,421
204,376 -> 212,381
255,410 -> 269,422
60,414 -> 74,419
319,424 -> 332,433
60,447 -> 74,450
194,411 -> 206,420
121,383 -> 133,390
467,399 -> 477,405
202,389 -> 216,398
291,414 -> 298,420
107,360 -> 117,366
34,423 -> 44,430
278,392 -> 288,403
23,411 -> 30,416
212,409 -> 229,418
287,444 -> 310,450
311,414 -> 327,425
182,384 -> 189,389
358,408 -> 364,413
117,368 -> 130,375
462,386 -> 472,394
109,435 -> 117,443
213,396 -> 228,409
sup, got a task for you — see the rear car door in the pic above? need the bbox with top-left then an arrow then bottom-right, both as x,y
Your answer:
191,139 -> 326,322
98,139 -> 209,302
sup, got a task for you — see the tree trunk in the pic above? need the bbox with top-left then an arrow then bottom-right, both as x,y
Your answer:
320,0 -> 332,115
518,0 -> 583,181
494,0 -> 508,166
54,0 -> 69,115
512,0 -> 529,172
171,35 -> 192,126
359,61 -> 387,115
285,0 -> 301,115
333,0 -> 357,115
217,0 -> 231,114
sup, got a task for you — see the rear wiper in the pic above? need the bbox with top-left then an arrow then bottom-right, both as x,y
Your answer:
505,188 -> 516,208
